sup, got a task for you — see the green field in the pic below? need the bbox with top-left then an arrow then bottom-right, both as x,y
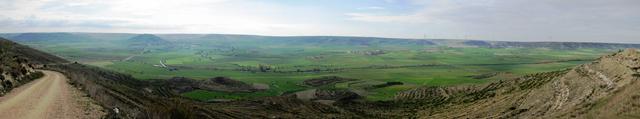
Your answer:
18,34 -> 615,101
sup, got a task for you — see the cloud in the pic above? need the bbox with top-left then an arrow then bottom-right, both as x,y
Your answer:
383,0 -> 398,3
358,6 -> 386,10
0,0 -> 638,43
345,0 -> 640,43
345,13 -> 432,23
0,0 -> 310,34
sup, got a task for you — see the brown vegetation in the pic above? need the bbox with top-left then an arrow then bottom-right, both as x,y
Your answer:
159,77 -> 266,93
303,76 -> 356,87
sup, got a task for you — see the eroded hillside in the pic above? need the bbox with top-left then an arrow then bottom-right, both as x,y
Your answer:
392,49 -> 640,118
0,37 -> 66,95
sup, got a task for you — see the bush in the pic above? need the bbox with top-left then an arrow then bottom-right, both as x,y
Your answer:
23,71 -> 44,81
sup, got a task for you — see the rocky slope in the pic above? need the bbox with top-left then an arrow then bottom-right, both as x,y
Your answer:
0,37 -> 67,96
0,37 -> 67,64
393,49 -> 640,118
0,51 -> 40,96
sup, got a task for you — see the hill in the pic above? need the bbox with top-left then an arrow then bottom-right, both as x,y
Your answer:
126,34 -> 170,45
9,33 -> 90,42
3,32 -> 639,49
0,37 -> 67,64
391,49 -> 640,118
487,41 -> 640,50
0,37 -> 67,96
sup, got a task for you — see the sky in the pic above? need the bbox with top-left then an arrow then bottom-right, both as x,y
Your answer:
0,0 -> 638,43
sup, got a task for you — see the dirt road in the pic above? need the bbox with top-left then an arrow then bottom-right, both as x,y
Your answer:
0,70 -> 105,119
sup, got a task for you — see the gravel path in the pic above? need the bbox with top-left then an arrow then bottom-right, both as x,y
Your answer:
0,70 -> 105,119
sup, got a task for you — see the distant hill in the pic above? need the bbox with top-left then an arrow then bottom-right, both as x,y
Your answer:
283,36 -> 436,46
487,41 -> 640,50
197,34 -> 436,46
462,40 -> 492,47
3,32 -> 640,49
9,33 -> 90,42
126,34 -> 170,45
0,33 -> 19,39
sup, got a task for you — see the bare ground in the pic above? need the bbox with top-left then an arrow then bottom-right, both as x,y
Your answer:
0,70 -> 106,119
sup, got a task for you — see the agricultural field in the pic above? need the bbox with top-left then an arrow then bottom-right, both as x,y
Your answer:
13,33 -> 616,101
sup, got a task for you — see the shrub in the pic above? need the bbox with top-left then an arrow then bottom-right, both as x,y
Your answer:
23,71 -> 44,81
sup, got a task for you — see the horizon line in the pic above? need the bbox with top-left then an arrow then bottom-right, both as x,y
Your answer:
1,31 -> 638,44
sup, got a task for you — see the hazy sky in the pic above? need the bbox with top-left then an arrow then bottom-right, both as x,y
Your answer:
0,0 -> 638,43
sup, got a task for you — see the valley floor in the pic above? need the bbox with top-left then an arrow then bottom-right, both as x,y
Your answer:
0,70 -> 105,119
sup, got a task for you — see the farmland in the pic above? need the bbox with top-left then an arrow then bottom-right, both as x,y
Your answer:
10,33 -> 615,101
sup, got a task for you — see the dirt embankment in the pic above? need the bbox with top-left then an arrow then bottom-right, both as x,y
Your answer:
403,49 -> 640,118
162,77 -> 268,93
0,70 -> 105,119
303,76 -> 356,87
